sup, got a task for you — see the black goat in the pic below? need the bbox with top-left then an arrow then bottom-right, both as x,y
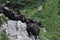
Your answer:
26,19 -> 45,40
0,2 -> 26,22
0,2 -> 46,40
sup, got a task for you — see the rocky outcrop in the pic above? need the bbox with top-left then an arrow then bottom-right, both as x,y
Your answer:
1,20 -> 35,40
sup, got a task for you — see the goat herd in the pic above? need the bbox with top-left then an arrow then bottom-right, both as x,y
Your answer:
0,1 -> 46,40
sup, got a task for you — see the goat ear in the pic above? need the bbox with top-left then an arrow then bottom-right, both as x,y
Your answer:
38,22 -> 45,28
38,22 -> 41,26
41,25 -> 45,28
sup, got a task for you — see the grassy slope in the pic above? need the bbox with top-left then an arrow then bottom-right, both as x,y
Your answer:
0,0 -> 60,40
21,0 -> 60,40
40,0 -> 60,40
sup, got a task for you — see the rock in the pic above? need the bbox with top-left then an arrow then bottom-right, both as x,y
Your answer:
37,6 -> 43,11
42,27 -> 47,32
1,20 -> 33,40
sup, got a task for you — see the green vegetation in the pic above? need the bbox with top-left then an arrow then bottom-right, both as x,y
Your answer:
21,0 -> 60,40
0,15 -> 8,26
0,0 -> 60,40
0,30 -> 9,40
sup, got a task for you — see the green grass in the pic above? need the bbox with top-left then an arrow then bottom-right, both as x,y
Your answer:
20,0 -> 60,40
0,0 -> 60,40
0,30 -> 9,40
